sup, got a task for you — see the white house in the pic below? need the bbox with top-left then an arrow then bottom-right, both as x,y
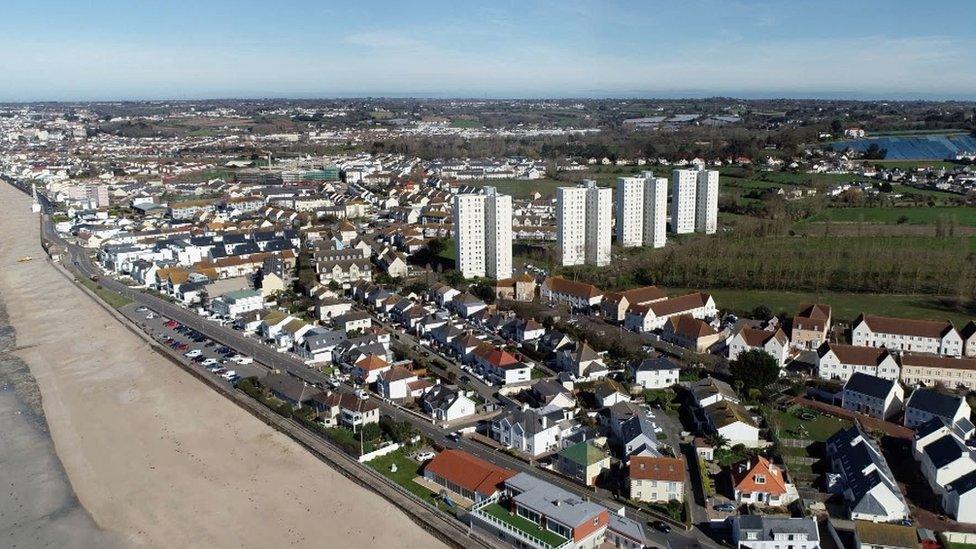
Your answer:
730,516 -> 819,549
852,314 -> 963,357
211,289 -> 264,318
827,425 -> 909,522
841,372 -> 904,420
904,388 -> 972,430
489,405 -> 579,457
539,276 -> 603,310
624,292 -> 716,332
728,327 -> 790,367
817,343 -> 899,382
633,356 -> 680,390
420,385 -> 476,422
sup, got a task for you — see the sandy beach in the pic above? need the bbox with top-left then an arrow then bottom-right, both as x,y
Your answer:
0,182 -> 444,548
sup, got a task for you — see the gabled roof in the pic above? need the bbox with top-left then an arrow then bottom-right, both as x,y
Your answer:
647,292 -> 711,317
731,455 -> 788,495
559,441 -> 607,466
665,314 -> 717,339
900,352 -> 976,372
855,313 -> 955,339
819,342 -> 892,366
629,456 -> 685,482
543,276 -> 602,299
704,399 -> 757,428
793,303 -> 831,331
619,285 -> 666,305
737,327 -> 788,347
844,372 -> 898,400
906,388 -> 965,419
424,450 -> 515,498
355,354 -> 389,372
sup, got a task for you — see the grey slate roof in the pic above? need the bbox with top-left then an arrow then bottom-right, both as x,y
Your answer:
906,388 -> 964,419
504,473 -> 606,528
844,372 -> 896,400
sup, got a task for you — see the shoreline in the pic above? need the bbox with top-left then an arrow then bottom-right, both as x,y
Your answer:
0,182 -> 444,547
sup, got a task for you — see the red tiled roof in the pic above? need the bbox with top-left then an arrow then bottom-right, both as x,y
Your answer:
424,450 -> 515,498
629,456 -> 685,482
856,313 -> 954,339
731,456 -> 788,495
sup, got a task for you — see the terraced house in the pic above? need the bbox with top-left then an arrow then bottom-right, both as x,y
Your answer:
816,343 -> 899,382
899,352 -> 976,391
852,314 -> 962,357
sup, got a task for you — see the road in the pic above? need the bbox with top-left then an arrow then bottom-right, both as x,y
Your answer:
29,195 -> 723,549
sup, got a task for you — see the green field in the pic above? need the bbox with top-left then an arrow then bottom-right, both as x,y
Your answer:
670,286 -> 973,326
450,118 -> 481,128
805,206 -> 976,226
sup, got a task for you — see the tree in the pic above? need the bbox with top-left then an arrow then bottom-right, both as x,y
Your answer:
729,349 -> 780,394
706,433 -> 730,450
751,305 -> 773,321
361,422 -> 383,442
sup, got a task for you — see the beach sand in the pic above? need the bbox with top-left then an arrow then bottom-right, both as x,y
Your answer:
0,182 -> 445,548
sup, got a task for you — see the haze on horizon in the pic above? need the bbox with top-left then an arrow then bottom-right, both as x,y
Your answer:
3,0 -> 976,102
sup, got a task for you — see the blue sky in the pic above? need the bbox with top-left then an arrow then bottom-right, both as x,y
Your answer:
2,0 -> 975,101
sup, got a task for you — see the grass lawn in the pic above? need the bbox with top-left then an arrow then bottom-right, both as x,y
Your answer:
669,286 -> 975,326
366,450 -> 447,510
805,206 -> 976,226
450,118 -> 481,128
77,277 -> 133,309
772,407 -> 851,442
480,502 -> 568,548
946,543 -> 976,549
439,238 -> 457,261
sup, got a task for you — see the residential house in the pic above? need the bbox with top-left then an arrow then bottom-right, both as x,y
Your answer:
473,343 -> 531,386
607,514 -> 646,549
791,303 -> 832,350
904,388 -> 971,430
310,392 -> 380,430
661,315 -> 723,353
540,276 -> 604,311
690,377 -> 737,408
962,321 -> 976,358
624,292 -> 717,332
728,327 -> 790,367
420,385 -> 477,422
376,365 -> 432,400
841,373 -> 904,420
628,456 -> 686,503
730,516 -> 820,549
633,356 -> 680,390
853,521 -> 920,549
333,311 -> 372,333
211,289 -> 264,318
602,286 -> 667,323
469,472 -> 609,549
316,296 -> 354,321
899,353 -> 976,392
592,379 -> 630,407
730,456 -> 798,507
489,405 -> 579,457
494,274 -> 537,302
914,426 -> 976,498
263,374 -> 321,409
700,400 -> 761,448
817,343 -> 900,382
826,425 -> 909,522
557,441 -> 610,486
852,314 -> 962,357
556,342 -> 609,380
525,379 -> 576,410
352,354 -> 391,384
423,449 -> 516,504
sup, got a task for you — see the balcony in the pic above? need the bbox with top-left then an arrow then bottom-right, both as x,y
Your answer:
471,497 -> 571,549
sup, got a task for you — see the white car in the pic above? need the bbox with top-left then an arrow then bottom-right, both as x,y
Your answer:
201,358 -> 218,366
184,349 -> 203,358
232,355 -> 254,365
414,451 -> 436,462
221,370 -> 237,380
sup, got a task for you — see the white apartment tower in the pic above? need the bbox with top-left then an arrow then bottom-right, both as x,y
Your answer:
452,187 -> 512,279
670,169 -> 698,234
557,186 -> 587,266
615,176 -> 644,247
615,173 -> 668,249
557,180 -> 612,267
642,174 -> 668,248
585,181 -> 613,266
696,168 -> 719,234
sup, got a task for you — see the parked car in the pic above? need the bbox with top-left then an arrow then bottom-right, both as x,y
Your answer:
650,521 -> 671,533
201,358 -> 218,366
184,349 -> 202,358
232,355 -> 254,365
713,503 -> 736,512
414,451 -> 436,462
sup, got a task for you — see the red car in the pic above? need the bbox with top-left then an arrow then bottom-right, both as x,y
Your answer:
164,320 -> 178,328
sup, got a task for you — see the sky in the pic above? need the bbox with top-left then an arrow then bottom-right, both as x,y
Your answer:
2,0 -> 976,102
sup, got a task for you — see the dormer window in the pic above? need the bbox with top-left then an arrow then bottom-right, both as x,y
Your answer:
755,475 -> 766,484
